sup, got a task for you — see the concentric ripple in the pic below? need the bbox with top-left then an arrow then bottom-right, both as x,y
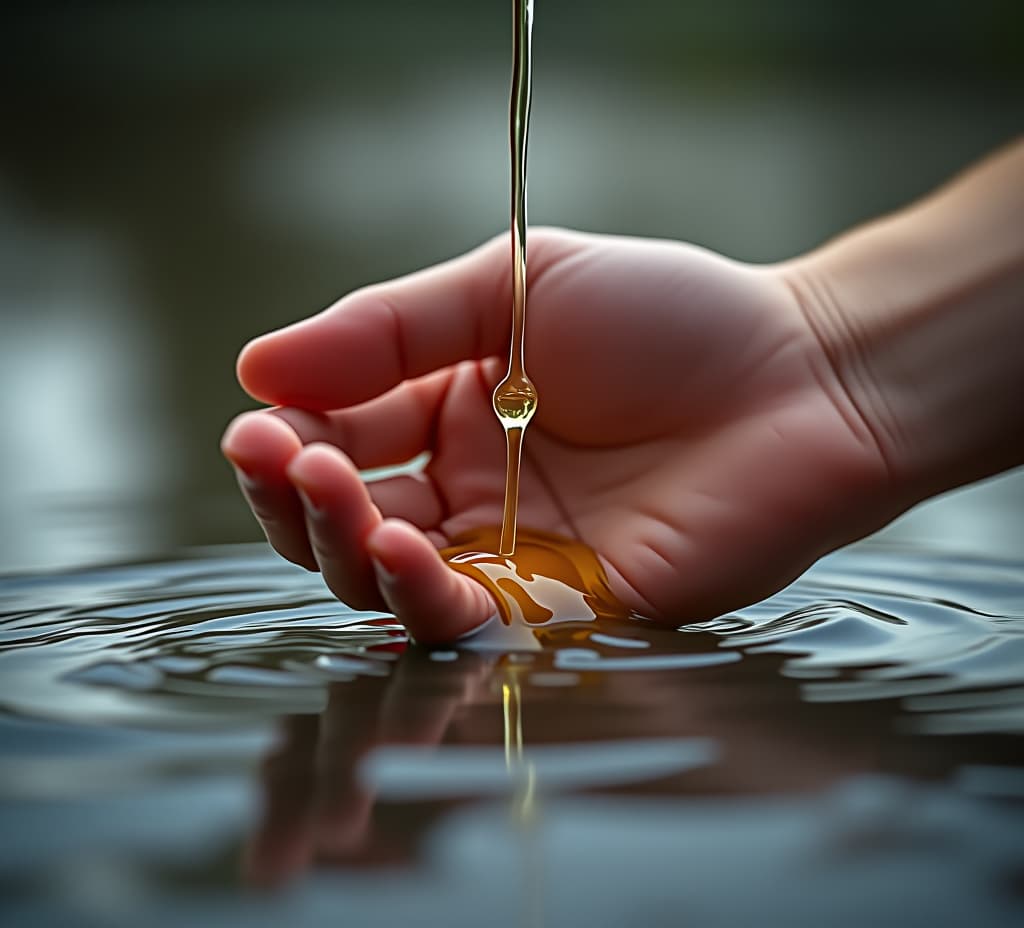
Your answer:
1,541 -> 1022,735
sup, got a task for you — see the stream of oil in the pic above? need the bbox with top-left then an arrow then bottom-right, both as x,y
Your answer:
460,3 -> 628,630
492,0 -> 538,557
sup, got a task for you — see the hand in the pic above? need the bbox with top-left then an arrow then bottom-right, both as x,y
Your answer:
222,228 -> 889,643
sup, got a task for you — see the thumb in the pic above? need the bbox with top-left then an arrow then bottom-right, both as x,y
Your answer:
236,229 -> 581,411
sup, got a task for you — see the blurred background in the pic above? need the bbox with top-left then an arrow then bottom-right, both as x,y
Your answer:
1,0 -> 1021,573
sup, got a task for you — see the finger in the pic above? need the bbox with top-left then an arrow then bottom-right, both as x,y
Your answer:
269,369 -> 451,470
237,230 -> 583,410
286,443 -> 387,612
365,475 -> 444,532
221,412 -> 317,570
365,519 -> 496,645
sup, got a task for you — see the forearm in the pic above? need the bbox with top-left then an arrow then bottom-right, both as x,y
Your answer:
783,138 -> 1024,507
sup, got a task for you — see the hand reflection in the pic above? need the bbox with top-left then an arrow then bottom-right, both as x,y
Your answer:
242,625 -> 975,887
244,648 -> 493,886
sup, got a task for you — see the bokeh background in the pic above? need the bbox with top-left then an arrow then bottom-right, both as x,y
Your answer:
1,0 -> 1022,573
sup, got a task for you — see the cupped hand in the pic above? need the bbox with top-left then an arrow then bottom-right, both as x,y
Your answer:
222,229 -> 889,643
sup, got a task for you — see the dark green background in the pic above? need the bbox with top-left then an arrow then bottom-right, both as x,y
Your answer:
1,1 -> 1021,571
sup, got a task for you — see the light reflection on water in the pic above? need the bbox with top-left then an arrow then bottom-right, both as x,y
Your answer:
1,540 -> 1023,924
2,541 -> 1021,733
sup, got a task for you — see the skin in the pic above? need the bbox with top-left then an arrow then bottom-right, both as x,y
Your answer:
221,231 -> 889,643
222,141 -> 1024,645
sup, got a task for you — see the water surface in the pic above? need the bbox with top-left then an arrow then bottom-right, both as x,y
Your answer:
1,540 -> 1023,926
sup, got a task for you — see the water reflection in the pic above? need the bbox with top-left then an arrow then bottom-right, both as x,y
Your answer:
242,633 -> 1021,888
1,541 -> 1023,923
244,647 -> 722,885
3,542 -> 1021,738
245,649 -> 487,884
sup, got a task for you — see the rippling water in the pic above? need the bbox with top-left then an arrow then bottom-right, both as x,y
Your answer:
1,541 -> 1023,926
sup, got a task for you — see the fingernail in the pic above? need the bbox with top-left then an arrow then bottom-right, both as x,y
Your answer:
233,464 -> 259,488
370,555 -> 397,589
296,487 -> 326,519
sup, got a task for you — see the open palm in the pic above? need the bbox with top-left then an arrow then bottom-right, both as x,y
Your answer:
222,229 -> 888,643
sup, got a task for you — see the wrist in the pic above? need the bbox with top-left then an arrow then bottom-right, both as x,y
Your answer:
781,146 -> 1024,507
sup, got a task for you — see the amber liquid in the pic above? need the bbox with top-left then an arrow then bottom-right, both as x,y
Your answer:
442,526 -> 630,626
493,0 -> 538,557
